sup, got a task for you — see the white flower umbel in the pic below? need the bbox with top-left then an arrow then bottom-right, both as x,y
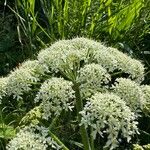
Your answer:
77,63 -> 111,97
93,44 -> 144,82
7,125 -> 62,150
70,37 -> 103,61
0,38 -> 145,101
37,46 -> 66,73
0,37 -> 147,150
93,46 -> 118,72
21,60 -> 49,77
108,47 -> 144,82
38,40 -> 86,74
113,78 -> 145,112
35,77 -> 75,120
80,92 -> 138,150
7,67 -> 37,100
37,37 -> 145,83
0,77 -> 8,101
6,60 -> 49,100
141,85 -> 150,110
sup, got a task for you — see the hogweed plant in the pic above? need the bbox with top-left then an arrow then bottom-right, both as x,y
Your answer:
0,38 -> 149,150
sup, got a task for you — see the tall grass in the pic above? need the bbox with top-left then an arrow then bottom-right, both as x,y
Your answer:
8,0 -> 145,51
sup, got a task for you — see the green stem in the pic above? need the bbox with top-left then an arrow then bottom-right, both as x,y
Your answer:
74,83 -> 91,150
111,71 -> 123,76
49,115 -> 59,130
90,127 -> 95,150
48,113 -> 69,150
49,131 -> 69,150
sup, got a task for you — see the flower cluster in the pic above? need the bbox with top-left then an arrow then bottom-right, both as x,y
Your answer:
141,85 -> 150,111
37,40 -> 87,74
113,78 -> 145,112
0,38 -> 145,101
94,45 -> 144,82
38,37 -> 144,83
7,67 -> 37,100
21,60 -> 49,77
7,125 -> 61,150
6,60 -> 48,100
93,45 -> 118,72
80,92 -> 138,150
35,77 -> 75,119
108,47 -> 144,81
0,77 -> 8,101
77,63 -> 110,97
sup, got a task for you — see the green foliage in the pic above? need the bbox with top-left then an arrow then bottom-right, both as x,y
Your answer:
0,124 -> 16,140
0,38 -> 150,149
9,0 -> 145,49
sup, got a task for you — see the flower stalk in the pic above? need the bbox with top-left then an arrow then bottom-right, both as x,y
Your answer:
74,83 -> 91,150
49,131 -> 69,150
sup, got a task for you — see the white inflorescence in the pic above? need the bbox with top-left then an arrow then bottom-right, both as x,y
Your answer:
7,125 -> 62,150
6,60 -> 48,100
0,38 -> 145,101
93,46 -> 118,72
0,77 -> 8,101
21,60 -> 49,77
37,40 -> 87,74
108,47 -> 144,81
7,67 -> 37,100
141,85 -> 150,109
113,78 -> 145,112
80,92 -> 138,150
38,37 -> 144,81
94,46 -> 144,82
35,77 -> 75,120
38,37 -> 144,82
77,63 -> 111,97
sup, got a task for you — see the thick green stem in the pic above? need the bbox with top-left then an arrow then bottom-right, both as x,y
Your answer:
74,83 -> 91,150
90,127 -> 95,150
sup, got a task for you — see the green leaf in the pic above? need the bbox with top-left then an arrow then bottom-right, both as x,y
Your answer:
0,124 -> 16,139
